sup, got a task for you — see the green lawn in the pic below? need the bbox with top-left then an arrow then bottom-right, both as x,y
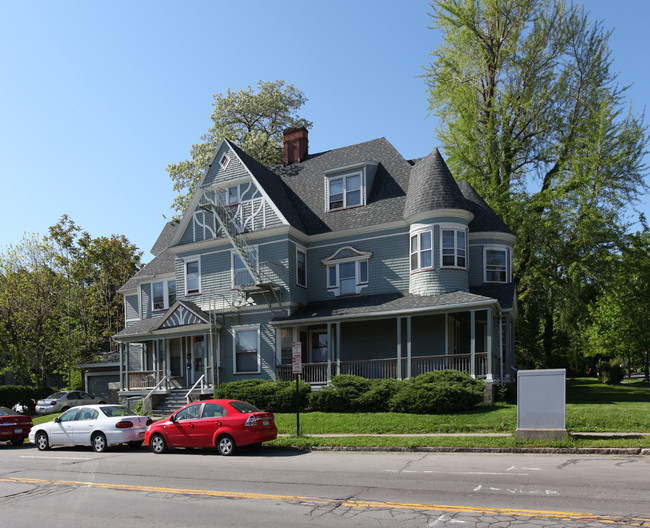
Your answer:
269,378 -> 650,450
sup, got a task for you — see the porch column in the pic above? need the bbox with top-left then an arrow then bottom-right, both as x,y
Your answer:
486,309 -> 493,381
470,311 -> 476,378
119,343 -> 124,391
203,332 -> 209,386
499,316 -> 504,382
327,323 -> 332,384
155,340 -> 160,385
396,318 -> 402,380
161,339 -> 167,390
125,343 -> 130,390
406,316 -> 412,379
335,322 -> 341,376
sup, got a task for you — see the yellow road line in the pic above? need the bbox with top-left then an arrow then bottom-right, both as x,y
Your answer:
2,477 -> 649,525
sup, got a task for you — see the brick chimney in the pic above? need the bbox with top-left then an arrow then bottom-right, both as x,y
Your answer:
283,126 -> 309,164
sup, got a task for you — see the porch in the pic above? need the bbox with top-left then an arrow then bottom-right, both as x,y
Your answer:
276,352 -> 489,384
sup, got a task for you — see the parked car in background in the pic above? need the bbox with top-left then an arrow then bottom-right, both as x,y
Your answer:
145,399 -> 277,456
29,405 -> 152,452
0,407 -> 33,446
35,390 -> 106,415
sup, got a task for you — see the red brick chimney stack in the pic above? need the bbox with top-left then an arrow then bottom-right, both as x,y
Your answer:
283,126 -> 309,165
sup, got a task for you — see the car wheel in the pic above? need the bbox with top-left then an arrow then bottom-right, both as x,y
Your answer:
216,434 -> 236,456
35,431 -> 50,451
10,438 -> 23,447
98,401 -> 106,404
150,434 -> 167,454
92,432 -> 107,453
128,441 -> 142,449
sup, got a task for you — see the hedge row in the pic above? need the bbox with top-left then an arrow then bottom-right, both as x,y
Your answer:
214,371 -> 486,414
0,385 -> 56,412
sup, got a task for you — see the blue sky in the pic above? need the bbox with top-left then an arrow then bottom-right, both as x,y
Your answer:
1,0 -> 648,261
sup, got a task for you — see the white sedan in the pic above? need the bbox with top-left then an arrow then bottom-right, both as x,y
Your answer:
29,405 -> 153,452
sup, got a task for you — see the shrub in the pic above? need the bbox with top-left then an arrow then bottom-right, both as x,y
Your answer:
388,370 -> 485,414
355,379 -> 402,412
214,379 -> 310,413
308,375 -> 372,413
599,361 -> 625,385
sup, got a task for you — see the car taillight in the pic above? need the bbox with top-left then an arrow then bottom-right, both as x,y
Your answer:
115,421 -> 133,429
49,401 -> 57,406
244,415 -> 258,427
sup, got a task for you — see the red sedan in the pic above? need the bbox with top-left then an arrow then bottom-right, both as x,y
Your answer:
145,399 -> 277,456
0,406 -> 33,446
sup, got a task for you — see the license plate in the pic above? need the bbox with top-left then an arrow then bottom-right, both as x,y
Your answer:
14,428 -> 22,434
262,420 -> 269,426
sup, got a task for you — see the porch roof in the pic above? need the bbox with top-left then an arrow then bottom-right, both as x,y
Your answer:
271,290 -> 500,326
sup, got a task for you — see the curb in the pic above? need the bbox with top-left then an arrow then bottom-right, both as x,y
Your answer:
277,445 -> 650,455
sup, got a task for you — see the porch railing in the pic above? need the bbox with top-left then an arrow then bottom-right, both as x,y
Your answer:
126,370 -> 164,390
276,353 -> 488,383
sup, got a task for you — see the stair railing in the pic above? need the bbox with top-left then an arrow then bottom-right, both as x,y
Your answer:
142,376 -> 168,414
185,374 -> 206,404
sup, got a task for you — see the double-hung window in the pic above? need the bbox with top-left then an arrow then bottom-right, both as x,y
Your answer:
410,230 -> 433,272
152,279 -> 177,311
327,172 -> 362,211
185,259 -> 200,295
441,229 -> 466,268
234,326 -> 260,374
485,247 -> 508,282
296,248 -> 307,287
232,248 -> 258,288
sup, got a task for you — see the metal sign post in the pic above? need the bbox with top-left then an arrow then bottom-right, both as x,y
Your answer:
292,342 -> 302,436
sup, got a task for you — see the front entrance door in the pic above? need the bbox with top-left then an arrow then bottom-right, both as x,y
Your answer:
311,331 -> 328,363
169,338 -> 184,385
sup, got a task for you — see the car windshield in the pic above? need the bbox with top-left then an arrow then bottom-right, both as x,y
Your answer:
45,392 -> 66,400
229,401 -> 261,414
99,406 -> 132,417
0,407 -> 16,416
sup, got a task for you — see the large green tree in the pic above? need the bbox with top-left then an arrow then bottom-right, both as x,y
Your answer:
424,0 -> 648,369
0,216 -> 142,386
586,226 -> 650,380
168,80 -> 312,215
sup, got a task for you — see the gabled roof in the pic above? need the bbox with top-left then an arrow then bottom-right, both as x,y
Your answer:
150,220 -> 181,256
403,148 -> 469,220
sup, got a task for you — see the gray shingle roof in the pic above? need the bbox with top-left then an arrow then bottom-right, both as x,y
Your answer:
150,220 -> 181,256
458,182 -> 513,235
117,247 -> 176,293
404,148 -> 468,219
271,137 -> 412,235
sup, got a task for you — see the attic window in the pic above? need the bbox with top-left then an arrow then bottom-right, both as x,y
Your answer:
220,154 -> 230,169
325,171 -> 363,211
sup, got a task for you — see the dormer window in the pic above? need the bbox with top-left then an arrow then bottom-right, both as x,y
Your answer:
328,172 -> 361,210
324,162 -> 377,212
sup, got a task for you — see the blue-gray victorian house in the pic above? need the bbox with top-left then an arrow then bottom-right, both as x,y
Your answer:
113,127 -> 517,407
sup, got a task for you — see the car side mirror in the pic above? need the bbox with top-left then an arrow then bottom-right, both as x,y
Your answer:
169,414 -> 176,423
54,417 -> 61,423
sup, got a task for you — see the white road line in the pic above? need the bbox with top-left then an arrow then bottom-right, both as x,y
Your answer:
20,456 -> 92,460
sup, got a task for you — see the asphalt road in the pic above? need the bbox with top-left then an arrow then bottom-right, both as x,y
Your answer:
0,443 -> 648,527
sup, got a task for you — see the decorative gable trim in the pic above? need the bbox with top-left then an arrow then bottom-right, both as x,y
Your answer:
155,301 -> 210,330
321,246 -> 373,265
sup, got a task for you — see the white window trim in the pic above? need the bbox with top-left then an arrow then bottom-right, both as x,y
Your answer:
231,247 -> 258,289
220,153 -> 230,169
484,245 -> 510,283
410,229 -> 434,273
151,278 -> 177,312
233,325 -> 261,374
324,169 -> 366,212
296,246 -> 307,287
439,224 -> 468,270
184,257 -> 201,295
323,249 -> 371,297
